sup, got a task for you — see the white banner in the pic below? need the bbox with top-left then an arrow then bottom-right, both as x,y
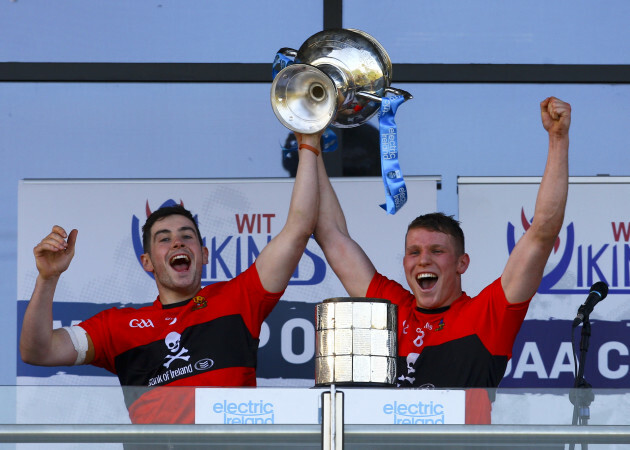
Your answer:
459,176 -> 630,388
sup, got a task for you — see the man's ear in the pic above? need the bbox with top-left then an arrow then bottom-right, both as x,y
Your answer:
202,246 -> 209,265
457,253 -> 470,275
140,253 -> 154,273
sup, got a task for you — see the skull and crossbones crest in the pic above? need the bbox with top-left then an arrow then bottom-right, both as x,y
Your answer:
163,331 -> 190,368
397,352 -> 420,386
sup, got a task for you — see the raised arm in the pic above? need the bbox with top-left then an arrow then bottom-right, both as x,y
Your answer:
20,226 -> 94,366
255,133 -> 321,293
313,147 -> 376,297
501,97 -> 571,303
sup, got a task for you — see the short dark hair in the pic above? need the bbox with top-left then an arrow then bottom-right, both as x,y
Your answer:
142,205 -> 203,253
406,212 -> 465,255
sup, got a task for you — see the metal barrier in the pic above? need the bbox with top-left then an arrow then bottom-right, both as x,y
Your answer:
2,424 -> 630,446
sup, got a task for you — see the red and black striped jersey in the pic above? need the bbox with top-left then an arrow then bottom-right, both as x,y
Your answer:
367,273 -> 530,424
79,263 -> 282,423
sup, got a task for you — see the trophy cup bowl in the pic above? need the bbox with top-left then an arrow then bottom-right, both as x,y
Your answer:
271,28 -> 411,134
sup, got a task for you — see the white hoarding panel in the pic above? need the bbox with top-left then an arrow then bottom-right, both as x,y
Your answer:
195,387 -> 323,425
343,388 -> 465,425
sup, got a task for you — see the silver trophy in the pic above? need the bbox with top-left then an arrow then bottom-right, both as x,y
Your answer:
315,298 -> 397,386
271,28 -> 412,133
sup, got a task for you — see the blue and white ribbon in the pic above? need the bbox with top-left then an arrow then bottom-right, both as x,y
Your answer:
378,95 -> 408,214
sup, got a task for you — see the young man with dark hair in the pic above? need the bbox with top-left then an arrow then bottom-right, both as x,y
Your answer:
313,97 -> 571,423
20,132 -> 323,424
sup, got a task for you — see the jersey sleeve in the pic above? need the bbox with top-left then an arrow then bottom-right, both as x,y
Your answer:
472,277 -> 531,357
230,262 -> 284,338
366,271 -> 415,308
78,308 -> 118,374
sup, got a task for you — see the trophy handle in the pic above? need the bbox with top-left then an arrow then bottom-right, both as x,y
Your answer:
356,88 -> 413,103
386,87 -> 413,101
277,47 -> 298,60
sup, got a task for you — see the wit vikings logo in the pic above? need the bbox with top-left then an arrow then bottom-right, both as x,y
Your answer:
507,208 -> 575,294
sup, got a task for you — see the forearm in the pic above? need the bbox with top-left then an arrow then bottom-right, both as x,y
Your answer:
314,154 -> 375,297
284,147 -> 320,243
532,133 -> 569,241
314,155 -> 349,240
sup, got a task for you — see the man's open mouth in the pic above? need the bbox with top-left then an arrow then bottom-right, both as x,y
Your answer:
169,254 -> 191,272
417,273 -> 438,290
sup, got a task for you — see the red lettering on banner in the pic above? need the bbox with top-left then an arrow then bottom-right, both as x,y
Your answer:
611,222 -> 630,242
235,214 -> 276,234
235,214 -> 255,233
262,213 -> 275,233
